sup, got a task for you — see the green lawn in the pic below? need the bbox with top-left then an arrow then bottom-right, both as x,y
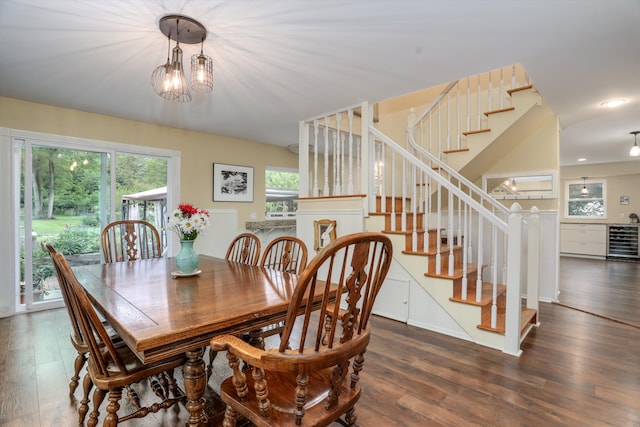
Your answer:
31,216 -> 92,236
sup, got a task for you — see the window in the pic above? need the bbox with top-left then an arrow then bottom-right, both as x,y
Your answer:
565,179 -> 606,219
265,168 -> 298,218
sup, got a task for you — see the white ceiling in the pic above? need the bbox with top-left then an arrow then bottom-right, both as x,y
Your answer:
1,0 -> 639,167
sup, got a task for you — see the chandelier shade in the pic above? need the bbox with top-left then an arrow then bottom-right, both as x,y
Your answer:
152,15 -> 212,102
191,42 -> 214,92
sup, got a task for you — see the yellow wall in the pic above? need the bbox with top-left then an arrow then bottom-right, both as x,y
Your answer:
560,161 -> 640,223
0,96 -> 298,226
482,113 -> 560,211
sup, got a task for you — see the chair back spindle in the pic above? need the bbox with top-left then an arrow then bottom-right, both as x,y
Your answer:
260,235 -> 308,275
101,220 -> 162,263
225,232 -> 261,266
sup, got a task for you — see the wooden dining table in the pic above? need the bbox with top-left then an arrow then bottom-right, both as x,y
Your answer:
74,255 -> 333,427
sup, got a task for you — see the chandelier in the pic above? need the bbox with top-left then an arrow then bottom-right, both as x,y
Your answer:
151,15 -> 213,102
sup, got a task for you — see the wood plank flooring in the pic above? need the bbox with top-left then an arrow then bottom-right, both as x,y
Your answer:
1,257 -> 639,426
558,256 -> 640,327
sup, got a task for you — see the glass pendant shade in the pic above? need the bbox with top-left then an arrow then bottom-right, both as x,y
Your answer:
191,50 -> 213,92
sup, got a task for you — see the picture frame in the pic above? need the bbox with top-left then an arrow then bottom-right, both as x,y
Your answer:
212,163 -> 254,202
620,196 -> 629,205
314,219 -> 337,251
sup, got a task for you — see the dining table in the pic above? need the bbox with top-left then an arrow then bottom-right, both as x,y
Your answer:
73,255 -> 334,427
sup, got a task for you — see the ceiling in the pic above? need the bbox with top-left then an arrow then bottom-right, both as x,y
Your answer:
1,0 -> 639,167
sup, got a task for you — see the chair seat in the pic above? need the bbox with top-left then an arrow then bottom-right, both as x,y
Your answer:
219,367 -> 361,427
88,342 -> 185,391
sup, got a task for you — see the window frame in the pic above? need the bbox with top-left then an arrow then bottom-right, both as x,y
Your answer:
265,166 -> 299,219
564,178 -> 607,219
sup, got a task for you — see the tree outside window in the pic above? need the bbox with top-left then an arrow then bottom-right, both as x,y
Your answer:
265,168 -> 298,218
565,179 -> 606,219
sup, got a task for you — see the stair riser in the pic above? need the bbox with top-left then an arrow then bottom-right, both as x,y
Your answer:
428,247 -> 463,272
481,293 -> 506,326
376,196 -> 406,213
385,213 -> 424,231
404,229 -> 438,252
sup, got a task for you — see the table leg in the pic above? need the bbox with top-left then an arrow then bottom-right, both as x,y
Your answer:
183,347 -> 208,427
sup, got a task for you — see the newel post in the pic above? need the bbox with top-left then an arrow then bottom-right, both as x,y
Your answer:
359,102 -> 373,214
298,121 -> 310,198
504,202 -> 523,356
526,206 -> 540,323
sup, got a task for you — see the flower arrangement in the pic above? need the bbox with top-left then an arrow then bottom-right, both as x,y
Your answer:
167,203 -> 210,241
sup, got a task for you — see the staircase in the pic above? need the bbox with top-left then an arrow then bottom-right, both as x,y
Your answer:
297,64 -> 545,355
371,193 -> 537,336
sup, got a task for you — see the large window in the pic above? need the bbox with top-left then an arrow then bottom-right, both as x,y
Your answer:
265,168 -> 298,218
565,179 -> 606,219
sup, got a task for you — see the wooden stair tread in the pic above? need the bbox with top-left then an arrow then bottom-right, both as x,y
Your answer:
425,264 -> 480,280
462,128 -> 491,136
402,244 -> 461,257
507,84 -> 533,95
442,148 -> 470,154
382,227 -> 441,235
449,282 -> 506,307
477,307 -> 537,335
484,107 -> 515,116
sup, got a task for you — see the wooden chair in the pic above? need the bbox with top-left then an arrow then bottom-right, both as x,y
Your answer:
211,232 -> 393,427
252,236 -> 309,343
101,219 -> 162,263
260,235 -> 308,275
50,248 -> 186,427
46,243 -> 100,424
225,232 -> 261,266
208,232 -> 262,375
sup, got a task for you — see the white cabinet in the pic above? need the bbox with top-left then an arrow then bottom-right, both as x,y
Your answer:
560,223 -> 606,257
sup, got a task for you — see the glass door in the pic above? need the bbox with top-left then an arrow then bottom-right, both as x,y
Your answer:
19,142 -> 111,309
17,141 -> 171,311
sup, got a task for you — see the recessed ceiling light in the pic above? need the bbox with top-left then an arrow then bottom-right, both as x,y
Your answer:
600,99 -> 626,108
577,158 -> 587,162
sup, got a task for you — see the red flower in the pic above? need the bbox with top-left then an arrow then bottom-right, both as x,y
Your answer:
178,203 -> 209,218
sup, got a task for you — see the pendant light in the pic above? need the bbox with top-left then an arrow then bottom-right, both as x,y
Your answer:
151,15 -> 213,102
630,131 -> 640,157
191,39 -> 214,92
581,177 -> 589,195
151,33 -> 173,98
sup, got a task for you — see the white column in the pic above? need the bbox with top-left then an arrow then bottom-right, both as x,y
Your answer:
299,121 -> 310,198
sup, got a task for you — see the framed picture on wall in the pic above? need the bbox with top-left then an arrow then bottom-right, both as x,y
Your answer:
212,163 -> 254,202
314,219 -> 336,251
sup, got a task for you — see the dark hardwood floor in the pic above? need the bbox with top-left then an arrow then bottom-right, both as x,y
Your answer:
558,256 -> 640,328
1,257 -> 639,426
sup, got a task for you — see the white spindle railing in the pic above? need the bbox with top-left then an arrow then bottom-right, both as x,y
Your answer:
413,64 -> 530,160
297,66 -> 539,355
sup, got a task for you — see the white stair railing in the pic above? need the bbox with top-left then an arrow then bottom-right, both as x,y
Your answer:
371,126 -> 534,355
413,64 -> 531,160
297,65 -> 540,355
